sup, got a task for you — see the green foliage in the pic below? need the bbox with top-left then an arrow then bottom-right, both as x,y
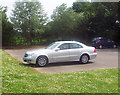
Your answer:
2,50 -> 118,93
45,2 -> 120,44
48,4 -> 79,41
0,6 -> 15,46
72,2 -> 120,43
2,2 -> 120,46
10,0 -> 47,45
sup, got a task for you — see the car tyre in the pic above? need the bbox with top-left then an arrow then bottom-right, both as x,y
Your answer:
80,54 -> 89,64
113,45 -> 117,48
36,56 -> 48,67
99,45 -> 103,49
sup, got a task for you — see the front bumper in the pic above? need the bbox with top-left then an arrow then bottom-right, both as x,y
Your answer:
23,56 -> 35,64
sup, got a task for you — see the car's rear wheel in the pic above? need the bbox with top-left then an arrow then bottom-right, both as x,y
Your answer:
36,56 -> 48,67
80,54 -> 89,64
113,45 -> 117,48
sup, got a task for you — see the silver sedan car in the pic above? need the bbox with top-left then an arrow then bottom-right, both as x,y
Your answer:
23,41 -> 97,67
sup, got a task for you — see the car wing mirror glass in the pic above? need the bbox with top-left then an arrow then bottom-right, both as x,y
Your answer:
55,48 -> 60,51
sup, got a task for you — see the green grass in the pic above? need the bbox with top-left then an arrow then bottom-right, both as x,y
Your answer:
2,50 -> 119,93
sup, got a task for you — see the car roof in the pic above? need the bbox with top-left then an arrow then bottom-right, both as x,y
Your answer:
55,41 -> 79,44
94,37 -> 103,39
55,41 -> 87,47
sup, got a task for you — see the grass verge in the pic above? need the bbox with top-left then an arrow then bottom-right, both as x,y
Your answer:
2,50 -> 118,93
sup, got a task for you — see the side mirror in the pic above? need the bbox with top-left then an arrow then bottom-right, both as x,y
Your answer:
55,48 -> 60,51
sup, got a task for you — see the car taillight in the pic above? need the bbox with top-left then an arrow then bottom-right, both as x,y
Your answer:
94,49 -> 96,52
96,41 -> 98,44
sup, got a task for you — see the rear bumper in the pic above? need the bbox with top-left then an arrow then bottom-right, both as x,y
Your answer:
89,53 -> 97,60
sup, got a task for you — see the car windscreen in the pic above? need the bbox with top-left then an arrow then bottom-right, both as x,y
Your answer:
45,42 -> 59,49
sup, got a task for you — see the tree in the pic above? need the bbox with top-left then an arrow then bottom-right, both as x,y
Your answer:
0,6 -> 15,46
50,4 -> 78,40
72,2 -> 119,43
11,0 -> 47,45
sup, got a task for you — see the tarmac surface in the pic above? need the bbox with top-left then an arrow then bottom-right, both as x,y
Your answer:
4,47 -> 118,73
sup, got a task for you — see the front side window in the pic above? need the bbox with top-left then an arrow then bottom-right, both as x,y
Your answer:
58,43 -> 69,50
70,43 -> 83,49
45,42 -> 59,49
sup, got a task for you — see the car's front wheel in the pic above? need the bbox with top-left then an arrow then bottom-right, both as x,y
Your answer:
36,56 -> 48,67
80,54 -> 89,64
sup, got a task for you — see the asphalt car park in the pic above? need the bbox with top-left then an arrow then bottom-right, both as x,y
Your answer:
4,48 -> 118,73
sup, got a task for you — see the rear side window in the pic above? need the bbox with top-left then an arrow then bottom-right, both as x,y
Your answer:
99,39 -> 103,42
70,43 -> 83,49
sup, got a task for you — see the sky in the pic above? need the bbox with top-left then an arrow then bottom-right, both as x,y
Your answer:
0,0 -> 76,21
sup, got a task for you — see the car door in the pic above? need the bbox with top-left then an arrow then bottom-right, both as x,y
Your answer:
69,43 -> 83,61
101,38 -> 108,47
52,43 -> 70,63
107,39 -> 114,47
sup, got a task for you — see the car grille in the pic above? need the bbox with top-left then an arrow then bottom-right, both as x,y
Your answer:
24,53 -> 28,57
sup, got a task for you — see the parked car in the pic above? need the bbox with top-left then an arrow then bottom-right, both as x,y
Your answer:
23,41 -> 97,67
91,37 -> 117,49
